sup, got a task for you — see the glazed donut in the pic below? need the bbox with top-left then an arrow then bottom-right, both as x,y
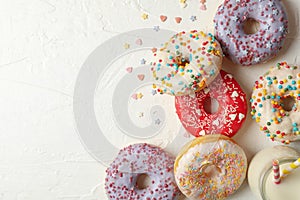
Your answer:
214,0 -> 288,66
105,143 -> 179,199
175,70 -> 247,137
151,30 -> 223,96
250,62 -> 300,144
174,135 -> 247,200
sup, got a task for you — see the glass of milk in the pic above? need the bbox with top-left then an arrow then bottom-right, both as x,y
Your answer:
248,146 -> 300,200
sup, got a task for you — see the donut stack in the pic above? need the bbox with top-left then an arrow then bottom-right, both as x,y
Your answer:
151,29 -> 248,139
149,29 -> 249,200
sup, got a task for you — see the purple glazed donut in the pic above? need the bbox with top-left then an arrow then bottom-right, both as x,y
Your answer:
214,0 -> 288,66
105,143 -> 179,200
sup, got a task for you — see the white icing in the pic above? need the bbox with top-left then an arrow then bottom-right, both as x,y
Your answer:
251,64 -> 300,142
152,30 -> 223,96
175,137 -> 247,199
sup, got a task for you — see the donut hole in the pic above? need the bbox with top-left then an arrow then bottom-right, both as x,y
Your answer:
243,18 -> 260,35
175,56 -> 190,67
202,164 -> 222,178
280,96 -> 296,112
204,97 -> 219,114
136,173 -> 151,189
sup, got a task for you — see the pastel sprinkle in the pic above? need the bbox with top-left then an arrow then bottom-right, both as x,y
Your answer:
250,62 -> 300,143
153,26 -> 160,32
190,15 -> 197,22
141,13 -> 148,20
140,58 -> 146,64
160,15 -> 168,22
135,38 -> 143,45
123,43 -> 130,49
126,67 -> 133,73
137,74 -> 145,81
175,17 -> 182,24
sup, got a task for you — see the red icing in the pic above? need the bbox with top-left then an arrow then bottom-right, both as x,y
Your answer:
175,70 -> 247,137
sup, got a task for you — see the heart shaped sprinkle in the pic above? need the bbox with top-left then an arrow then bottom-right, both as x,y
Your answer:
137,74 -> 145,81
136,38 -> 143,45
200,4 -> 207,10
175,17 -> 182,24
131,93 -> 138,100
160,15 -> 167,22
151,48 -> 157,53
126,67 -> 133,73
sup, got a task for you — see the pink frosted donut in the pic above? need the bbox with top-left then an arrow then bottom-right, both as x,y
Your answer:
175,70 -> 247,137
214,0 -> 288,66
105,143 -> 179,200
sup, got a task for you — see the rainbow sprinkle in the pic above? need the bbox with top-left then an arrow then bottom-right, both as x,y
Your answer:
250,62 -> 300,144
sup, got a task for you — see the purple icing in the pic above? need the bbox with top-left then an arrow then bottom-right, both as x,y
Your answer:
214,0 -> 288,66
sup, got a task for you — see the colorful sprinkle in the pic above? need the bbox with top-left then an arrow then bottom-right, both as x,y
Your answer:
250,62 -> 300,143
141,13 -> 148,20
160,15 -> 168,22
175,17 -> 182,24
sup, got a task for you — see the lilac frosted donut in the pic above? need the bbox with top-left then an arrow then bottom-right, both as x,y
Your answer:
214,0 -> 288,66
105,143 -> 179,200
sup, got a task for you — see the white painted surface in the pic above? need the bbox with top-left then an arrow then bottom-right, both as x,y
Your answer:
0,0 -> 300,199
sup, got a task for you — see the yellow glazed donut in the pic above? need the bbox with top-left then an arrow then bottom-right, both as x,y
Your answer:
151,30 -> 223,96
174,135 -> 247,200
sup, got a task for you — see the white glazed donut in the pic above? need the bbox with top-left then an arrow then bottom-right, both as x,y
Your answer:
105,143 -> 180,199
250,62 -> 300,144
174,135 -> 247,200
151,30 -> 223,96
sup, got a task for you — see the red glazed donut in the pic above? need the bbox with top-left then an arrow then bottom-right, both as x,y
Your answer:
175,70 -> 247,137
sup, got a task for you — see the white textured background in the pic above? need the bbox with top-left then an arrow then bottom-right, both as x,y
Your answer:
1,0 -> 300,199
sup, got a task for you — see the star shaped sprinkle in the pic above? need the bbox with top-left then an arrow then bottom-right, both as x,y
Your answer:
155,118 -> 161,125
190,15 -> 197,22
152,90 -> 157,95
232,16 -> 239,22
140,58 -> 146,65
138,112 -> 144,118
124,43 -> 130,49
153,26 -> 160,32
141,13 -> 148,20
137,93 -> 143,99
268,2 -> 274,7
225,29 -> 232,35
273,9 -> 279,15
254,57 -> 260,62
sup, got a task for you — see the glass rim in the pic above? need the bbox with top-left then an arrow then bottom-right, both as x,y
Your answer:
259,157 -> 299,200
